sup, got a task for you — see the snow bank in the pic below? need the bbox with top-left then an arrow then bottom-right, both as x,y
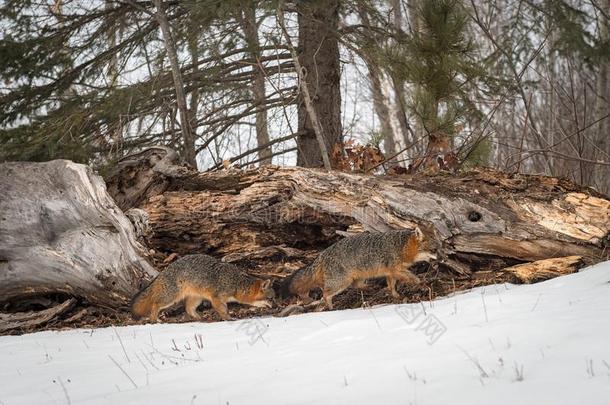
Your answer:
1,262 -> 609,404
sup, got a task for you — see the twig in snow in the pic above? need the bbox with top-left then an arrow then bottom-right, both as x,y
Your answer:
513,363 -> 524,381
531,293 -> 542,312
494,285 -> 503,303
403,366 -> 417,381
459,346 -> 489,378
57,376 -> 71,405
481,290 -> 488,322
360,291 -> 368,308
134,352 -> 149,373
419,302 -> 427,317
108,354 -> 138,389
586,358 -> 595,378
194,334 -> 204,350
368,308 -> 382,332
452,279 -> 458,315
147,344 -> 201,364
140,350 -> 159,371
113,327 -> 130,363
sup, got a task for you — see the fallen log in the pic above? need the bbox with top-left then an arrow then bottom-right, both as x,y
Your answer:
108,148 -> 609,273
0,160 -> 157,308
503,256 -> 584,283
0,298 -> 76,334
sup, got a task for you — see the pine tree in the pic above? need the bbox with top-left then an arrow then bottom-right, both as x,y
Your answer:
385,0 -> 484,171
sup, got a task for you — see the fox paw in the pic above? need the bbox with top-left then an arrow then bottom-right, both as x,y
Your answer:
253,300 -> 272,309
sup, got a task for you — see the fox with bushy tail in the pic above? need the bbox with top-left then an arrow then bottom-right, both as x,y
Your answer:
131,254 -> 275,321
279,228 -> 436,309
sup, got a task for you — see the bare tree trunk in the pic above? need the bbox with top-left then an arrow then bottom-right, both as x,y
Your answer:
106,0 -> 123,153
368,60 -> 398,162
187,14 -> 200,153
595,0 -> 610,194
404,0 -> 423,152
390,0 -> 418,158
278,5 -> 331,170
295,0 -> 342,168
153,0 -> 198,168
356,3 -> 399,164
239,2 -> 272,165
105,0 -> 119,88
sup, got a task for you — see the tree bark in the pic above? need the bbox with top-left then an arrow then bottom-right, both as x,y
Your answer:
368,60 -> 399,162
390,0 -> 419,158
110,148 -> 609,272
356,3 -> 399,164
239,2 -> 273,166
153,0 -> 198,168
187,12 -> 200,156
0,160 -> 157,307
295,0 -> 343,167
595,0 -> 610,194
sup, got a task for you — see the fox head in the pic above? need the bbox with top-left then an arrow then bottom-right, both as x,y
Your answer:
259,279 -> 275,300
130,290 -> 148,320
278,270 -> 298,299
238,278 -> 275,308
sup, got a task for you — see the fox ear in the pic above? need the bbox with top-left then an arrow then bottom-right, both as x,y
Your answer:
261,279 -> 272,289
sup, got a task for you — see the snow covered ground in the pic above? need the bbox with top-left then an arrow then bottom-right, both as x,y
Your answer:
1,262 -> 609,405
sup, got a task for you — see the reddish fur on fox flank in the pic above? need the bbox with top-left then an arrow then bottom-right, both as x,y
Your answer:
279,229 -> 436,309
131,254 -> 275,322
402,234 -> 420,263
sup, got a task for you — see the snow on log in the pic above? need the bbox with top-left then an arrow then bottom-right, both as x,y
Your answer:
0,160 -> 157,307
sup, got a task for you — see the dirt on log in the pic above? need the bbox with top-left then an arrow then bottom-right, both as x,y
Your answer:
107,148 -> 609,276
0,160 -> 157,309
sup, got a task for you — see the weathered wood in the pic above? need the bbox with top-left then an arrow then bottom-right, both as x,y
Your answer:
105,146 -> 192,211
503,256 -> 585,283
0,160 -> 157,307
0,299 -> 76,333
117,148 -> 609,273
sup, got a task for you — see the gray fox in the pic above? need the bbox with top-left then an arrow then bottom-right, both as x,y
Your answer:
131,254 -> 275,321
279,228 -> 436,309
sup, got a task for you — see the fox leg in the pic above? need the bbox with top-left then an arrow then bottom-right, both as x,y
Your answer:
184,296 -> 204,320
149,305 -> 161,322
386,275 -> 400,298
322,291 -> 335,310
396,269 -> 421,288
322,278 -> 352,310
209,297 -> 233,321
